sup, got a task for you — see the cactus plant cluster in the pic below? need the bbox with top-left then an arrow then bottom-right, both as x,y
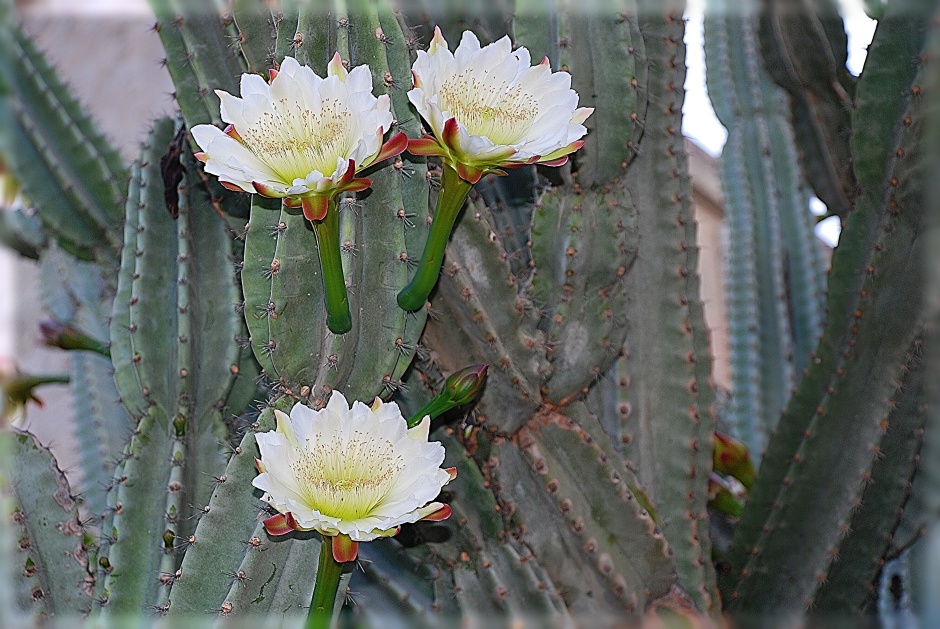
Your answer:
0,0 -> 937,624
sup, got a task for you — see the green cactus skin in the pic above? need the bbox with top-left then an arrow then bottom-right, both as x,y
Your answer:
163,409 -> 273,616
240,1 -> 428,403
705,0 -> 826,457
423,205 -> 545,434
617,4 -> 717,612
101,117 -> 246,615
529,181 -> 638,405
722,22 -> 932,609
0,23 -> 127,260
0,430 -> 18,626
722,0 -> 936,609
757,0 -> 857,218
811,349 -> 927,612
148,0 -> 242,130
5,429 -> 94,618
38,246 -> 134,520
0,206 -> 47,260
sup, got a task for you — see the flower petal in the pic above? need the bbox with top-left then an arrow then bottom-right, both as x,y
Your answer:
332,534 -> 359,562
263,513 -> 298,536
302,196 -> 329,221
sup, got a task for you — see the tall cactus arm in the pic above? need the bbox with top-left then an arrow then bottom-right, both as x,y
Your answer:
757,0 -> 856,217
723,35 -> 932,609
241,2 -> 428,404
0,23 -> 127,259
811,350 -> 928,612
5,430 -> 94,618
724,0 -> 937,595
620,2 -> 717,612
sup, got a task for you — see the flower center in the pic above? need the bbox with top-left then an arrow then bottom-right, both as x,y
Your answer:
438,70 -> 538,145
240,97 -> 354,183
291,431 -> 402,521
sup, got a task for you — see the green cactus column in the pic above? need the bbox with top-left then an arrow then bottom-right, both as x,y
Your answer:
704,0 -> 826,458
619,2 -> 718,612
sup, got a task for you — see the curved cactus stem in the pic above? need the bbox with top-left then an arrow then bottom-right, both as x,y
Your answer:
619,3 -> 717,612
398,164 -> 472,312
811,349 -> 928,611
723,1 -> 937,605
312,203 -> 352,335
0,24 -> 126,259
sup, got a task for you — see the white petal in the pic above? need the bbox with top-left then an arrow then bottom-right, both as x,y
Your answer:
407,417 -> 431,442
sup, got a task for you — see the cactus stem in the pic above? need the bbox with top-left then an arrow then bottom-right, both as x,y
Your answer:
310,201 -> 352,335
397,164 -> 472,311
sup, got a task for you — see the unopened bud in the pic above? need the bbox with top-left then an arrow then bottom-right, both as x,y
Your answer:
441,364 -> 488,406
713,432 -> 755,490
406,364 -> 489,428
38,321 -> 110,357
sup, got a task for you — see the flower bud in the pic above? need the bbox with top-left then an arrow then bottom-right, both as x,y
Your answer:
441,364 -> 489,406
407,364 -> 489,427
713,431 -> 755,490
39,320 -> 110,357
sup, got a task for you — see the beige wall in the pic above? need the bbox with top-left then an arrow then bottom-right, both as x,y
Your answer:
688,140 -> 731,393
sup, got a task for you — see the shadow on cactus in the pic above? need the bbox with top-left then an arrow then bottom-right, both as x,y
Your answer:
0,0 -> 936,626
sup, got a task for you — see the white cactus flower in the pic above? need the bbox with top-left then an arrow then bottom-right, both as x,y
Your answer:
192,54 -> 406,221
253,392 -> 455,562
407,28 -> 593,183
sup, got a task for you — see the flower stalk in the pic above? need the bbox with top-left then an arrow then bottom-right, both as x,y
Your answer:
307,535 -> 344,629
311,199 -> 352,334
397,164 -> 472,311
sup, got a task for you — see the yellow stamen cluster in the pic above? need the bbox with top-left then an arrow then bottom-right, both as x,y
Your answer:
291,431 -> 403,520
438,70 -> 538,145
239,98 -> 353,182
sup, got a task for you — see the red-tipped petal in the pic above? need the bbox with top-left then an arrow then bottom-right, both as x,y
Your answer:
254,458 -> 266,473
194,152 -> 208,163
283,196 -> 303,209
441,118 -> 461,151
223,124 -> 244,143
220,180 -> 245,192
539,156 -> 569,167
337,159 -> 357,186
540,56 -> 551,66
332,535 -> 359,563
411,69 -> 421,88
407,137 -> 446,157
301,196 -> 329,221
456,161 -> 484,184
422,504 -> 453,522
341,177 -> 372,193
445,467 -> 458,482
252,181 -> 287,198
263,513 -> 297,536
268,68 -> 278,81
373,131 -> 408,164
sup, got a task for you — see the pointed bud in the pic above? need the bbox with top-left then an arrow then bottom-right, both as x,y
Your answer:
38,320 -> 110,357
442,364 -> 488,407
406,364 -> 488,428
713,432 -> 755,490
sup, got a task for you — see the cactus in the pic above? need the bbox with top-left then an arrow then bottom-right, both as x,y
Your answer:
705,0 -> 827,457
0,0 -> 936,625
